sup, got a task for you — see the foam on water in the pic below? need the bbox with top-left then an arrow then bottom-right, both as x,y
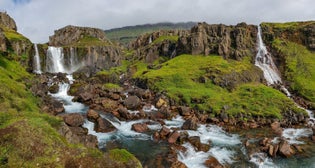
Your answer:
282,128 -> 313,144
250,153 -> 279,168
164,115 -> 185,129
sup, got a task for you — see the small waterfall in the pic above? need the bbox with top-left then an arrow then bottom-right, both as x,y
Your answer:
148,35 -> 152,44
255,26 -> 282,85
46,46 -> 66,73
33,44 -> 42,74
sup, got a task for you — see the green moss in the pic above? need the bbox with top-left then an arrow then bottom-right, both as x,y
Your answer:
69,35 -> 112,47
272,39 -> 315,102
135,54 -> 303,118
151,35 -> 179,44
109,149 -> 136,163
261,21 -> 315,31
1,27 -> 29,42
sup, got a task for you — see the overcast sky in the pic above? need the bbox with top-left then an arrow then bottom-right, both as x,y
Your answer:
1,0 -> 314,43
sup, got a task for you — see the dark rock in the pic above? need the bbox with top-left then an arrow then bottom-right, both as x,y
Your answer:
159,126 -> 171,139
271,121 -> 282,135
182,117 -> 198,130
94,117 -> 116,133
63,113 -> 84,127
156,106 -> 172,119
131,123 -> 148,133
178,106 -> 191,116
188,136 -> 210,152
48,84 -> 59,93
87,109 -> 100,121
101,98 -> 119,112
0,12 -> 17,31
153,131 -> 160,142
110,93 -> 121,100
168,131 -> 180,144
79,92 -> 94,102
118,107 -> 131,120
124,95 -> 141,110
204,156 -> 224,168
279,140 -> 295,158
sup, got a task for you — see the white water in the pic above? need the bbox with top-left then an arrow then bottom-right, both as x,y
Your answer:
255,26 -> 282,85
46,46 -> 65,73
33,44 -> 42,74
282,128 -> 313,144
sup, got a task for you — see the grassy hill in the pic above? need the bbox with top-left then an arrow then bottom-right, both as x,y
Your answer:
104,22 -> 196,45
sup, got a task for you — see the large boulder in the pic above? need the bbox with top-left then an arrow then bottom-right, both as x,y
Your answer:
124,96 -> 141,110
131,123 -> 148,133
279,140 -> 295,158
94,117 -> 116,133
87,109 -> 100,121
168,131 -> 180,144
182,117 -> 198,130
63,113 -> 84,127
188,136 -> 210,152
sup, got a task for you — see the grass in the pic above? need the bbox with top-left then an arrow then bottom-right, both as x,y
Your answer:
68,35 -> 112,47
261,21 -> 315,31
133,54 -> 304,118
151,35 -> 179,45
272,39 -> 315,102
1,26 -> 29,42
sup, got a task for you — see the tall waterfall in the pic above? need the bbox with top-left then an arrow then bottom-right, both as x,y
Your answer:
46,46 -> 66,73
33,44 -> 42,74
255,26 -> 282,85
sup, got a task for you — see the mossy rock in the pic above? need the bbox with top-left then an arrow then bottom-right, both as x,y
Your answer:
109,149 -> 142,168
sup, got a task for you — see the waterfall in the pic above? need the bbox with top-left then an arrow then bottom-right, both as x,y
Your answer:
33,44 -> 42,74
255,26 -> 282,85
46,46 -> 66,73
149,35 -> 152,44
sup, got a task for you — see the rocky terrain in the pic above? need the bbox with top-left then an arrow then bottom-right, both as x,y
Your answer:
1,11 -> 315,168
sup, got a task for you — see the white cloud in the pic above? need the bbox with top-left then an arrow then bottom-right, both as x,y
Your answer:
1,0 -> 315,43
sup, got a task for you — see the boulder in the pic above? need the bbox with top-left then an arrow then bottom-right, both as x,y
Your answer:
87,109 -> 100,121
156,106 -> 172,119
156,98 -> 167,108
188,136 -> 210,152
271,121 -> 282,135
178,106 -> 191,116
124,96 -> 141,110
131,123 -> 148,133
204,156 -> 224,168
168,131 -> 180,144
63,113 -> 84,127
279,140 -> 295,158
118,107 -> 131,120
94,117 -> 116,133
101,98 -> 119,112
159,126 -> 171,139
109,93 -> 121,100
182,117 -> 198,130
171,161 -> 187,168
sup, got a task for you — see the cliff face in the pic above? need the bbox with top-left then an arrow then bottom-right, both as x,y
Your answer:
0,12 -> 17,31
129,22 -> 257,63
48,25 -> 122,71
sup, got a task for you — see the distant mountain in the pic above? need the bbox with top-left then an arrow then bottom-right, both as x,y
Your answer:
104,22 -> 197,45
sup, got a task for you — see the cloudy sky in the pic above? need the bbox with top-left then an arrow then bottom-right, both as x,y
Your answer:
1,0 -> 314,43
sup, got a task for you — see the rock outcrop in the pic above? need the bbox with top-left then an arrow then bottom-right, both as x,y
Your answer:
0,12 -> 17,31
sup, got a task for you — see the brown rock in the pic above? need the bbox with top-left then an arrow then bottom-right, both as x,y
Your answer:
153,131 -> 160,142
118,107 -> 131,120
101,98 -> 119,112
271,121 -> 282,135
63,113 -> 84,127
178,106 -> 191,116
94,117 -> 116,133
124,95 -> 141,110
79,92 -> 94,102
159,126 -> 171,139
168,131 -> 180,144
87,109 -> 100,121
279,140 -> 295,158
131,123 -> 148,133
268,145 -> 275,157
0,12 -> 17,31
204,156 -> 224,168
312,136 -> 315,141
110,93 -> 120,100
182,117 -> 198,130
188,136 -> 210,152
156,98 -> 167,108
171,161 -> 187,168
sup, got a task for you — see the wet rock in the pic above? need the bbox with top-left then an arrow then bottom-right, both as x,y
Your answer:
118,107 -> 131,120
182,117 -> 198,130
156,106 -> 172,119
87,109 -> 100,121
159,126 -> 171,139
109,93 -> 120,100
48,84 -> 59,94
168,131 -> 180,144
94,117 -> 116,133
178,106 -> 191,116
79,92 -> 94,102
171,161 -> 187,168
204,156 -> 224,168
178,131 -> 189,144
153,131 -> 160,142
124,95 -> 141,110
131,123 -> 148,133
156,97 -> 167,108
271,121 -> 282,135
188,136 -> 210,152
279,140 -> 295,158
63,113 -> 84,127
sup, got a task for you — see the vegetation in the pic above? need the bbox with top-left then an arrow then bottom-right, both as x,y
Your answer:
151,35 -> 179,45
132,54 -> 305,118
261,21 -> 315,31
105,22 -> 196,45
69,35 -> 112,47
0,26 -> 29,42
272,39 -> 315,102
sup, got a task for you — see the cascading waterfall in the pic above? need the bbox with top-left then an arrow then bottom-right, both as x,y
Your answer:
255,26 -> 282,85
33,43 -> 42,74
46,46 -> 65,73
